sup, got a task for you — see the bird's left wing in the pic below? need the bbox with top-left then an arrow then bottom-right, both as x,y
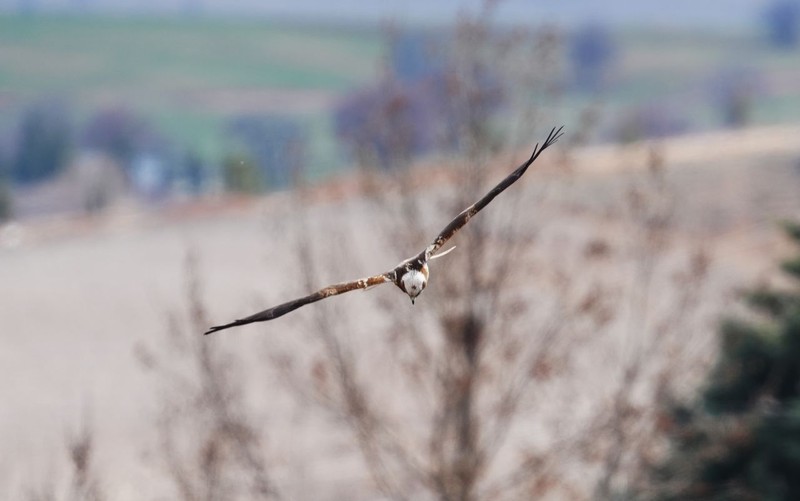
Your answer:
415,126 -> 564,263
204,272 -> 393,335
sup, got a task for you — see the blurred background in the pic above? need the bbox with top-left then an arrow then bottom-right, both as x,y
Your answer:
1,0 -> 800,500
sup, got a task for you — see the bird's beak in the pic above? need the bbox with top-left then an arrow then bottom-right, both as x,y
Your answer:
411,297 -> 415,305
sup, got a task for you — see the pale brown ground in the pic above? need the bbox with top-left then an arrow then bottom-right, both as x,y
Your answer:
1,125 -> 799,499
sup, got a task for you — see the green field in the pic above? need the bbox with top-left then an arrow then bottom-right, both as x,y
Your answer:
0,15 -> 383,171
1,15 -> 798,179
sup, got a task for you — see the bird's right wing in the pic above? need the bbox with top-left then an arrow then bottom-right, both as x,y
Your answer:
416,126 -> 564,263
205,272 -> 394,335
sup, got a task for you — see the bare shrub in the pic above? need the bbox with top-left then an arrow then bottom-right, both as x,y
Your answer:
20,419 -> 104,501
265,123 -> 719,500
198,4 -> 719,500
137,250 -> 279,501
256,4 -> 717,500
590,148 -> 718,499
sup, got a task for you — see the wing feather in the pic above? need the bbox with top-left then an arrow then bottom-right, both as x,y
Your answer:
204,273 -> 392,335
417,126 -> 564,262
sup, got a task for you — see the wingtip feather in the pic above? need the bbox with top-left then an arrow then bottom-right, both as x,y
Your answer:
545,125 -> 565,146
526,125 -> 565,164
203,321 -> 239,335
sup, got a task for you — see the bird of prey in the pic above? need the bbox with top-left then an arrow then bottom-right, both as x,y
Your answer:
205,126 -> 563,335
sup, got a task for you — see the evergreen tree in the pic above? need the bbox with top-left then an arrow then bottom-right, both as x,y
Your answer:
639,222 -> 800,500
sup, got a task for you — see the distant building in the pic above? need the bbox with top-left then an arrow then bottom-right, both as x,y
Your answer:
130,153 -> 171,200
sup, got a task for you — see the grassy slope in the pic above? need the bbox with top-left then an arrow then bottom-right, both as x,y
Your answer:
0,16 -> 798,176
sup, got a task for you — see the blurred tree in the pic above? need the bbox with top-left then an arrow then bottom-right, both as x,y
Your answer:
335,7 -> 523,174
333,79 -> 436,170
181,151 -> 207,195
81,107 -> 160,172
428,64 -> 504,154
333,56 -> 503,170
387,28 -> 443,83
10,101 -> 73,185
711,67 -> 763,128
636,222 -> 800,500
763,0 -> 800,49
0,150 -> 10,221
569,23 -> 618,92
226,115 -> 308,190
0,177 -> 11,222
221,152 -> 262,194
83,184 -> 109,215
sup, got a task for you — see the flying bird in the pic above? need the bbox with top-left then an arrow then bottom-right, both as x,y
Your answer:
205,126 -> 564,335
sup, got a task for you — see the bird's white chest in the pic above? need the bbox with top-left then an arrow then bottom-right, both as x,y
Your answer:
401,269 -> 425,295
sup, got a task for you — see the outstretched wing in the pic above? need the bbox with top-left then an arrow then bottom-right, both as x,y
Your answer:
205,273 -> 393,335
417,126 -> 564,262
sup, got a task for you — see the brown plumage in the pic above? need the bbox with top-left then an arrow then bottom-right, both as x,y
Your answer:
205,126 -> 563,335
204,274 -> 392,335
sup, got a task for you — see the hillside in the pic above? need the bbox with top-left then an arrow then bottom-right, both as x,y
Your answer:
1,125 -> 799,499
2,13 -> 799,183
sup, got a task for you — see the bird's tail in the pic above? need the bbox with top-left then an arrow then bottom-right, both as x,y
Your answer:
430,246 -> 457,260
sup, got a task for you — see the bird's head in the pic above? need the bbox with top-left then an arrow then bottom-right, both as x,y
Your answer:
401,269 -> 428,304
